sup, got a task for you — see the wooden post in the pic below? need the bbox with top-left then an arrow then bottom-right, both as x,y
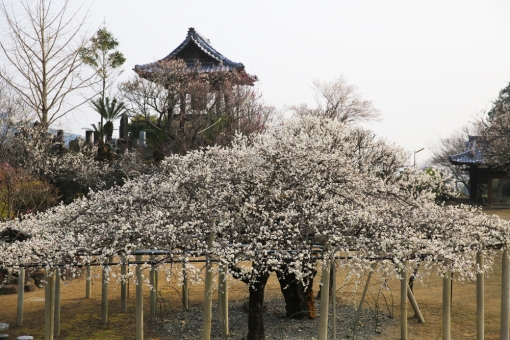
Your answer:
155,261 -> 159,293
502,249 -> 509,340
17,266 -> 25,326
218,263 -> 229,337
182,263 -> 189,311
401,262 -> 408,340
121,257 -> 127,313
54,268 -> 61,337
150,255 -> 157,321
359,268 -> 373,313
44,269 -> 56,340
318,259 -> 331,340
218,266 -> 222,331
443,262 -> 452,340
203,234 -> 215,340
332,261 -> 337,340
407,285 -> 425,323
101,257 -> 110,325
477,251 -> 484,340
85,265 -> 91,299
487,178 -> 493,205
136,254 -> 143,340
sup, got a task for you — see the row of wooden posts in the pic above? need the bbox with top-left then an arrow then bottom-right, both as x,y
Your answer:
12,249 -> 510,340
317,250 -> 510,340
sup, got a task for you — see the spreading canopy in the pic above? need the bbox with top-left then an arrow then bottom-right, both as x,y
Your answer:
1,116 -> 508,283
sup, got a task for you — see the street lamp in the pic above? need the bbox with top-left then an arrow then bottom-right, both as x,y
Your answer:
413,148 -> 425,169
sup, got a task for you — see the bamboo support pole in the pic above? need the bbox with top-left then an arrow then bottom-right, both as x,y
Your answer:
407,285 -> 425,323
182,264 -> 189,311
150,255 -> 157,321
85,265 -> 91,299
17,266 -> 24,326
318,259 -> 331,340
136,254 -> 143,340
121,257 -> 127,313
358,268 -> 374,314
54,268 -> 61,337
44,269 -> 56,340
477,251 -> 484,340
332,261 -> 337,340
400,262 -> 408,340
155,263 -> 159,292
443,263 -> 452,340
502,249 -> 509,340
101,257 -> 110,325
218,266 -> 223,326
218,263 -> 229,337
203,234 -> 215,340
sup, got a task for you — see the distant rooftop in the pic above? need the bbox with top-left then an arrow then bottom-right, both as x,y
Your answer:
133,28 -> 257,85
449,135 -> 484,165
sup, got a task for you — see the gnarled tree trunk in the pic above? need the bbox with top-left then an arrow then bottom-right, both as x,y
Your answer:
276,266 -> 317,319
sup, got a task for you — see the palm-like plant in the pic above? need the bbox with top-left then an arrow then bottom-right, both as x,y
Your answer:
90,97 -> 128,142
89,122 -> 104,135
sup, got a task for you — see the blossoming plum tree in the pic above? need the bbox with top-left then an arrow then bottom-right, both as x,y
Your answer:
1,116 -> 509,340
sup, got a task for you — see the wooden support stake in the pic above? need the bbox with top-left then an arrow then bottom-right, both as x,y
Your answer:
318,259 -> 331,340
101,257 -> 110,325
54,268 -> 61,337
407,285 -> 425,323
401,262 -> 408,340
136,254 -> 144,340
203,234 -> 215,340
218,266 -> 223,326
17,266 -> 24,326
443,263 -> 452,340
44,269 -> 56,340
332,261 -> 337,340
121,257 -> 127,313
477,251 -> 484,340
182,264 -> 189,311
218,263 -> 229,337
150,255 -> 157,321
359,268 -> 374,314
502,249 -> 509,340
155,262 -> 159,293
85,265 -> 91,299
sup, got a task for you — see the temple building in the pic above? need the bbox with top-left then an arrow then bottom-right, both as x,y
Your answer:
133,27 -> 257,86
449,136 -> 510,204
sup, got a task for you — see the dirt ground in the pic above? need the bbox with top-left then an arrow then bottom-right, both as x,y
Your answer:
0,208 -> 508,339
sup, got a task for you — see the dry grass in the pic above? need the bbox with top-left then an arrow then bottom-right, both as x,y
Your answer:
0,208 -> 509,339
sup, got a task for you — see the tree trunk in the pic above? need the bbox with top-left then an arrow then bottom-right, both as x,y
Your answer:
276,267 -> 317,319
104,121 -> 114,142
247,271 -> 270,340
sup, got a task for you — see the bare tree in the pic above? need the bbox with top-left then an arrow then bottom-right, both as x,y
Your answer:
120,59 -> 274,156
0,77 -> 34,145
0,0 -> 93,128
430,125 -> 478,193
478,81 -> 510,169
290,76 -> 380,124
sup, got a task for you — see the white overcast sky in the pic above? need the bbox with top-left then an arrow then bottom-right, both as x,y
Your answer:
64,1 -> 510,164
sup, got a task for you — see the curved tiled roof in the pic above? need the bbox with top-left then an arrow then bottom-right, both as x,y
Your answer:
163,28 -> 245,70
448,135 -> 484,165
133,28 -> 252,78
449,150 -> 484,165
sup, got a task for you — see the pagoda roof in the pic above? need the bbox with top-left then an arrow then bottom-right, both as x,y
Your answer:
449,135 -> 485,166
134,28 -> 256,84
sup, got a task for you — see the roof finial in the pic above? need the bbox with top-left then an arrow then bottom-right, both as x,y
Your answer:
188,27 -> 195,36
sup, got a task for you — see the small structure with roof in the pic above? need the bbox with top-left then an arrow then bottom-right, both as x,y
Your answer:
449,135 -> 509,204
134,27 -> 257,86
